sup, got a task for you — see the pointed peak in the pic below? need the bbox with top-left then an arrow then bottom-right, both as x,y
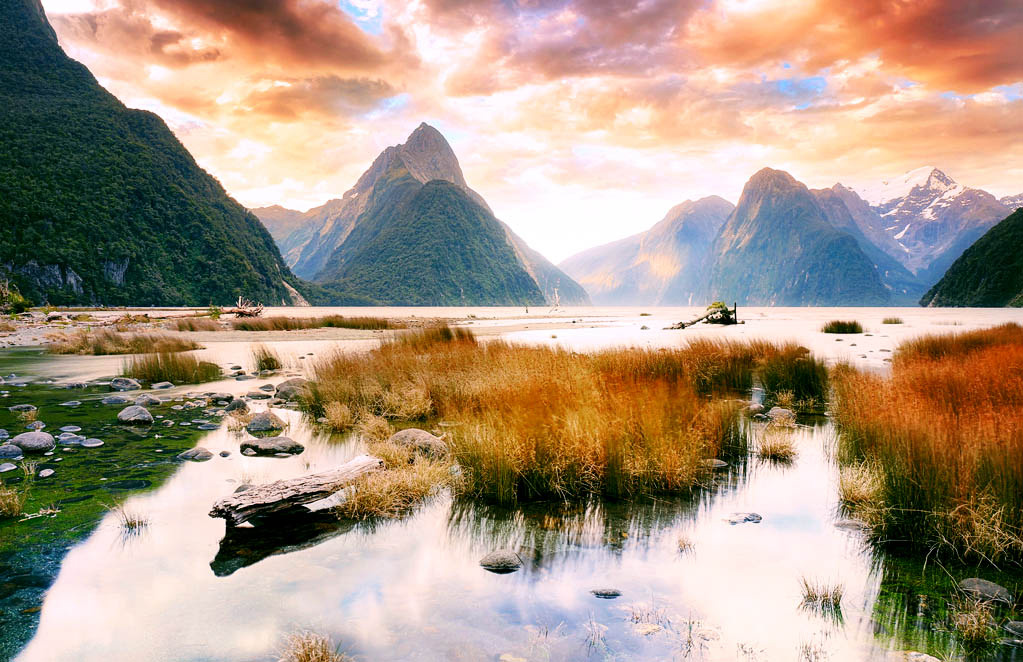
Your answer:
403,122 -> 449,149
746,167 -> 801,189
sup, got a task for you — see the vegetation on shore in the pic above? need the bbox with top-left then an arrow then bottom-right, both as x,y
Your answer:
171,317 -> 222,332
882,317 -> 903,325
48,329 -> 201,355
231,315 -> 402,331
253,344 -> 283,372
122,352 -> 221,384
278,631 -> 350,662
832,323 -> 1023,563
821,320 -> 863,334
307,327 -> 828,505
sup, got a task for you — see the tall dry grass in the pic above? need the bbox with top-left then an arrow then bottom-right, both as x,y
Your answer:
49,329 -> 201,355
307,327 -> 826,505
122,352 -> 222,384
231,315 -> 401,331
832,323 -> 1023,563
171,317 -> 222,332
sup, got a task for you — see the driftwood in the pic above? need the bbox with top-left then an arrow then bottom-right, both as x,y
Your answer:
666,302 -> 740,330
209,454 -> 383,526
226,296 -> 264,318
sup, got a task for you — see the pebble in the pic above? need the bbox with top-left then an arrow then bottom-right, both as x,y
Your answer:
591,588 -> 622,599
59,401 -> 81,407
38,469 -> 54,478
60,425 -> 82,433
177,447 -> 214,462
0,462 -> 16,473
726,512 -> 762,525
81,438 -> 104,448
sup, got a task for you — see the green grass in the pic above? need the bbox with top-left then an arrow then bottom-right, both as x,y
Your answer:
122,352 -> 221,384
821,320 -> 863,334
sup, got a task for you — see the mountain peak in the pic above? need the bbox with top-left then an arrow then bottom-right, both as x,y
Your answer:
394,122 -> 467,188
855,166 -> 957,205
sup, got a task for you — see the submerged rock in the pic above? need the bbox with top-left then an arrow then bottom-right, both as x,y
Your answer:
702,459 -> 728,470
135,394 -> 161,407
101,395 -> 130,405
225,400 -> 249,414
151,381 -> 174,390
0,462 -> 16,473
59,425 -> 81,433
388,428 -> 447,459
59,401 -> 82,407
8,404 -> 36,413
480,550 -> 522,574
110,377 -> 141,392
117,406 -> 154,425
38,468 -> 54,479
591,588 -> 622,599
726,512 -> 762,525
958,578 -> 1012,604
81,438 -> 104,448
240,436 -> 304,456
25,421 -> 45,430
11,431 -> 55,453
247,391 -> 271,400
766,407 -> 795,424
246,411 -> 285,433
0,444 -> 25,459
177,447 -> 214,462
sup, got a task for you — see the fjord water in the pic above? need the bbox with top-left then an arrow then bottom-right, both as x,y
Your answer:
6,306 -> 1023,661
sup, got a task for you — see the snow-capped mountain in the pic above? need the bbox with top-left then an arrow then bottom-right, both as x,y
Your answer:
849,168 -> 1009,282
1001,193 -> 1023,211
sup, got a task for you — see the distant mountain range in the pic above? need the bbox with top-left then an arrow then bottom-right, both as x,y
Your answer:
1001,194 -> 1023,211
922,208 -> 1023,307
561,166 -> 1012,306
0,0 -> 301,306
254,124 -> 589,306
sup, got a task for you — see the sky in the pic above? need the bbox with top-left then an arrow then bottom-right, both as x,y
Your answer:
41,0 -> 1023,262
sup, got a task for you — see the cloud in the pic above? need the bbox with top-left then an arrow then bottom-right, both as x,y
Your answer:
236,76 -> 397,120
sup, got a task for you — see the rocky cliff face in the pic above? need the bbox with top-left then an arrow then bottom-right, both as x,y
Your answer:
0,0 -> 299,306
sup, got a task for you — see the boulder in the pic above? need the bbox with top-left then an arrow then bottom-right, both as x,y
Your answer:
479,550 -> 522,574
177,447 -> 214,462
747,403 -> 765,414
766,407 -> 795,424
247,391 -> 271,400
388,428 -> 447,459
212,393 -> 233,403
8,404 -> 36,413
258,384 -> 275,392
110,377 -> 141,392
958,577 -> 1012,604
591,588 -> 622,599
0,444 -> 25,459
225,399 -> 249,414
240,436 -> 304,456
117,406 -> 154,425
10,431 -> 55,453
726,512 -> 762,525
151,381 -> 174,390
135,394 -> 161,407
101,395 -> 130,405
275,384 -> 309,402
246,411 -> 285,433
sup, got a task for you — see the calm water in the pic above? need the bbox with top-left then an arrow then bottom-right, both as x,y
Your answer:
4,307 -> 1023,661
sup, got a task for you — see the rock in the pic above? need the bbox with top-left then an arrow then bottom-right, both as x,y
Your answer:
480,550 -> 522,574
388,428 -> 447,459
59,425 -> 81,433
177,447 -> 214,462
110,377 -> 141,392
247,391 -> 271,400
59,401 -> 81,407
591,588 -> 622,599
0,462 -> 16,473
277,377 -> 309,391
58,433 -> 85,445
246,411 -> 285,433
702,459 -> 728,469
81,438 -> 104,448
225,399 -> 249,414
241,448 -> 256,456
197,423 -> 220,431
766,407 -> 795,424
38,468 -> 54,478
151,381 -> 174,390
890,653 -> 942,662
0,444 -> 25,459
235,374 -> 255,381
747,403 -> 765,414
25,421 -> 45,430
117,406 -> 154,425
102,395 -> 130,405
240,436 -> 304,456
8,404 -> 36,413
230,365 -> 242,371
0,429 -> 6,440
726,512 -> 762,525
958,577 -> 1012,604
259,384 -> 275,392
275,384 -> 309,401
10,431 -> 55,453
134,394 -> 161,407
46,312 -> 65,322
219,450 -> 231,457
212,393 -> 233,403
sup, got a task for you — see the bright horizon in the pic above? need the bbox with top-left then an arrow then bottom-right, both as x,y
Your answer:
41,0 -> 1023,263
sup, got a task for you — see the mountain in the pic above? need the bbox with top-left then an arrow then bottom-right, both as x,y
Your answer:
853,167 -> 1009,284
920,208 -> 1023,307
1000,194 -> 1023,211
559,197 -> 734,305
706,168 -> 889,306
254,123 -> 588,306
0,0 -> 300,306
811,187 -> 925,303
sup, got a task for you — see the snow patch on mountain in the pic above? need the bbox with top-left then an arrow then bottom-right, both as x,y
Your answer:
855,166 -> 942,205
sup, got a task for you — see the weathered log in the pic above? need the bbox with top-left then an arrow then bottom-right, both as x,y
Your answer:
209,454 -> 383,526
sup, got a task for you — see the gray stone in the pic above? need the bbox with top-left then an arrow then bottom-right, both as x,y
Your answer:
8,404 -> 36,413
247,391 -> 272,400
958,577 -> 1012,604
480,550 -> 522,574
224,399 -> 249,414
59,425 -> 81,433
0,462 -> 16,473
151,381 -> 174,390
134,394 -> 161,407
197,423 -> 220,430
0,444 -> 24,459
388,428 -> 447,459
177,447 -> 214,462
1005,621 -> 1023,638
240,436 -> 304,456
219,450 -> 231,457
241,448 -> 256,456
246,411 -> 285,433
117,406 -> 154,425
59,401 -> 81,407
81,438 -> 104,448
591,588 -> 622,599
0,429 -> 7,439
62,382 -> 88,389
38,468 -> 54,478
230,365 -> 242,371
766,407 -> 794,423
747,403 -> 765,414
235,374 -> 255,381
11,431 -> 55,453
110,377 -> 141,392
25,421 -> 45,430
212,393 -> 233,403
276,384 -> 310,402
726,512 -> 762,525
102,395 -> 130,405
259,384 -> 275,392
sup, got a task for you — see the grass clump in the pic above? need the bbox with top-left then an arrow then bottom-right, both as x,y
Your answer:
278,631 -> 349,662
171,317 -> 221,332
821,320 -> 863,334
832,323 -> 1023,563
799,578 -> 844,617
123,352 -> 221,384
756,426 -> 798,463
882,317 -> 903,325
0,484 -> 26,518
758,344 -> 828,412
950,597 -> 1000,654
49,329 -> 201,355
231,315 -> 401,331
308,326 -> 768,506
252,344 -> 283,371
334,455 -> 455,520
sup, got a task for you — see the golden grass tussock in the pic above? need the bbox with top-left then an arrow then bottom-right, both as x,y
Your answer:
305,326 -> 825,505
278,632 -> 350,662
799,577 -> 844,615
232,315 -> 401,332
882,317 -> 903,325
832,323 -> 1023,563
334,454 -> 456,520
49,329 -> 201,355
122,352 -> 222,384
171,317 -> 222,332
0,484 -> 26,518
252,344 -> 283,372
756,425 -> 798,462
950,597 -> 1000,652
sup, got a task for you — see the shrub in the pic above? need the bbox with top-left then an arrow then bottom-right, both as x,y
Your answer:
122,352 -> 222,384
49,329 -> 201,355
821,320 -> 863,334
